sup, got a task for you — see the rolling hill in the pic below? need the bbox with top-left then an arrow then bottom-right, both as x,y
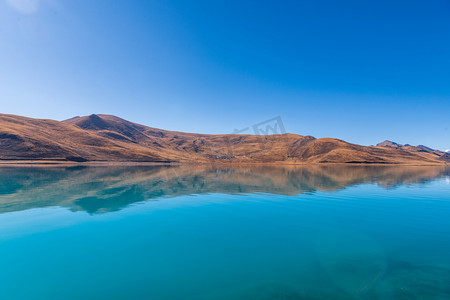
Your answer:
0,113 -> 447,164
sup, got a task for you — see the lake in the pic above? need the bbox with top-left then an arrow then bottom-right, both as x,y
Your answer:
0,165 -> 449,299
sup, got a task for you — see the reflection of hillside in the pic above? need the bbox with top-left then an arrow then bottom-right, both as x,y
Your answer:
0,165 -> 449,214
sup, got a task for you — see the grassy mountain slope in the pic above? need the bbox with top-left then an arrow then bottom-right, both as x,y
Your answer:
0,113 -> 445,164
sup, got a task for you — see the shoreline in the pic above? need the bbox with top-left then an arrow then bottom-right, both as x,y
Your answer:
0,160 -> 446,167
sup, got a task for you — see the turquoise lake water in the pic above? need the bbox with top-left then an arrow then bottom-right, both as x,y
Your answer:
0,165 -> 449,299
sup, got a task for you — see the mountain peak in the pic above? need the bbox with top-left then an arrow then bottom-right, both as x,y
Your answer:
417,145 -> 435,152
67,114 -> 110,130
376,140 -> 401,147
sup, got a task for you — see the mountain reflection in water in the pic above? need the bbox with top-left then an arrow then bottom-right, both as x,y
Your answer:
0,165 -> 449,214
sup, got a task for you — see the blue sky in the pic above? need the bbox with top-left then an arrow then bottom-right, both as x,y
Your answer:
1,0 -> 449,150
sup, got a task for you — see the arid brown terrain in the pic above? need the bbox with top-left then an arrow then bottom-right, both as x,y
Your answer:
0,113 -> 448,164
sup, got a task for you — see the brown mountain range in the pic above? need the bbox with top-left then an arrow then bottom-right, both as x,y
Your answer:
375,140 -> 449,163
0,113 -> 447,164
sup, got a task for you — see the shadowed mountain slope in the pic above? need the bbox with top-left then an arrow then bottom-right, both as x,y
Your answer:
0,114 -> 447,164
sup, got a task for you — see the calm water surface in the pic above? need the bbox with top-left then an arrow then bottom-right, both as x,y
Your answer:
0,165 -> 449,299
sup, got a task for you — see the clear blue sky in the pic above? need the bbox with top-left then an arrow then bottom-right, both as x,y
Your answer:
1,0 -> 449,150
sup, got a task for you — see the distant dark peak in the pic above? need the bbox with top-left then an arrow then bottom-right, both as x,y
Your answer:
417,145 -> 435,152
377,140 -> 438,153
376,140 -> 401,147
